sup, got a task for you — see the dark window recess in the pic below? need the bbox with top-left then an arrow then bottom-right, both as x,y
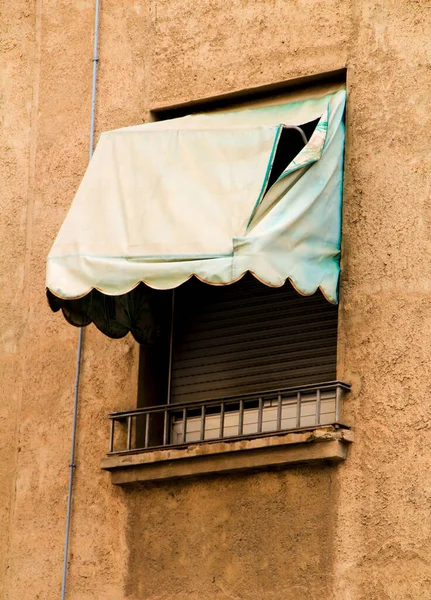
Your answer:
170,273 -> 337,405
136,289 -> 172,447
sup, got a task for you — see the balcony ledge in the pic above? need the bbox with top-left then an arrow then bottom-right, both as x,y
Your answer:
101,426 -> 353,485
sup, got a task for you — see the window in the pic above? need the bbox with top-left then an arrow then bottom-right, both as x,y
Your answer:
117,106 -> 345,453
110,273 -> 346,454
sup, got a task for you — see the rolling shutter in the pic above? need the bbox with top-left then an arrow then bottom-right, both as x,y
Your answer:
170,274 -> 337,404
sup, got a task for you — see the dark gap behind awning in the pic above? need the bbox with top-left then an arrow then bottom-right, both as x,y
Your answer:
265,118 -> 319,191
46,285 -> 170,346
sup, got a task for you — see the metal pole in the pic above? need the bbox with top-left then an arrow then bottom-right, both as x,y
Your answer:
283,125 -> 308,146
166,290 -> 175,404
60,328 -> 83,600
89,0 -> 101,162
60,1 -> 100,598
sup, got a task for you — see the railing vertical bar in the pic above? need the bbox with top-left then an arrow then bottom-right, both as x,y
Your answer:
109,419 -> 115,453
127,416 -> 132,451
182,407 -> 187,444
296,392 -> 301,428
144,413 -> 150,448
219,402 -> 225,438
163,409 -> 169,446
239,399 -> 244,436
277,392 -> 282,431
257,398 -> 263,433
335,385 -> 341,422
166,291 -> 175,405
200,405 -> 206,441
315,388 -> 321,425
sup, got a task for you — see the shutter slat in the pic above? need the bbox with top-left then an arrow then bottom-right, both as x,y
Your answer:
175,340 -> 338,372
177,326 -> 337,354
171,274 -> 337,403
180,315 -> 337,343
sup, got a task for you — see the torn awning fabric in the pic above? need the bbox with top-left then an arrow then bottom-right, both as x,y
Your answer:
46,89 -> 346,344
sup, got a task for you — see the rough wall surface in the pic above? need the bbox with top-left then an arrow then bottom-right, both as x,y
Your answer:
125,467 -> 339,600
1,0 -> 430,599
0,2 -> 35,597
336,1 -> 431,598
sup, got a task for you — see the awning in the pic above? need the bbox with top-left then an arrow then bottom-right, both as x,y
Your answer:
47,89 -> 346,343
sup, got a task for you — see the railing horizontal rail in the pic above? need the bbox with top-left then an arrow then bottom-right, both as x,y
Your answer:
108,380 -> 351,419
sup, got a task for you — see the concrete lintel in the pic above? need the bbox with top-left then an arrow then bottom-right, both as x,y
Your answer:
150,68 -> 347,119
101,427 -> 353,486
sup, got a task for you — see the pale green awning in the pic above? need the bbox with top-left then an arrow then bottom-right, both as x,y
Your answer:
47,90 -> 345,341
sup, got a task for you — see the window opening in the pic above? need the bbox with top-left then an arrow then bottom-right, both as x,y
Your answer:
131,273 -> 343,452
124,83 -> 347,455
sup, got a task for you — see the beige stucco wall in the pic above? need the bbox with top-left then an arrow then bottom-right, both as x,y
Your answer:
1,1 -> 431,599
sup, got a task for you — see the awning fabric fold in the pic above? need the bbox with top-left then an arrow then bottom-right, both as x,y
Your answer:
47,89 -> 346,343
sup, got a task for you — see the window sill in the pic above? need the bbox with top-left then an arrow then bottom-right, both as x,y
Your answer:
101,426 -> 353,485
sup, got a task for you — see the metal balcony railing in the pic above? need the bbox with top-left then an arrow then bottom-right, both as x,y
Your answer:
107,380 -> 351,455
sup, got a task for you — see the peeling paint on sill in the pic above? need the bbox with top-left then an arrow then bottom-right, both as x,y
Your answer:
101,426 -> 353,485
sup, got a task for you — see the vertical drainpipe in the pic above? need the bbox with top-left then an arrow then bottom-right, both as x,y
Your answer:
60,1 -> 101,598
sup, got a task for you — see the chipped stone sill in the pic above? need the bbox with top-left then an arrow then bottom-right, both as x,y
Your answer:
101,426 -> 353,486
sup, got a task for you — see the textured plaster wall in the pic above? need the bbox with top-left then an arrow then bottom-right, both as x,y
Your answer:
0,2 -> 35,597
125,467 -> 338,599
1,0 -> 431,599
336,1 -> 431,597
1,1 -> 137,598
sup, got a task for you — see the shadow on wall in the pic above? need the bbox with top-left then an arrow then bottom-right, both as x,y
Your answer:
123,464 -> 338,600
